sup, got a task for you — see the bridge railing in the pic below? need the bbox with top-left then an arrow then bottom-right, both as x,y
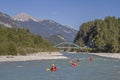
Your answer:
54,42 -> 82,49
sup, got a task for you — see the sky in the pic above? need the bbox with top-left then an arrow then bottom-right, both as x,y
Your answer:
0,0 -> 120,30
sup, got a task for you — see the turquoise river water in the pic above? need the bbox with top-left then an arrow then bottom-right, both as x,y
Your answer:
0,52 -> 120,80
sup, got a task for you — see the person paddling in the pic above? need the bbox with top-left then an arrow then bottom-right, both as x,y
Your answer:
71,62 -> 77,67
70,60 -> 78,67
50,64 -> 57,72
89,56 -> 94,61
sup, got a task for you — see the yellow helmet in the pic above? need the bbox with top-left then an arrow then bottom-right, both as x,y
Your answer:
52,64 -> 54,66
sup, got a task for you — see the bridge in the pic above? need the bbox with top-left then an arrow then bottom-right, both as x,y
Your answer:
54,42 -> 83,51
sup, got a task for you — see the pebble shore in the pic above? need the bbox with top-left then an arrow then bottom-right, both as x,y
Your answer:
89,53 -> 120,59
0,52 -> 68,62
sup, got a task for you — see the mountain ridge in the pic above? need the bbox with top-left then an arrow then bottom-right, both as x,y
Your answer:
0,12 -> 77,44
0,12 -> 21,28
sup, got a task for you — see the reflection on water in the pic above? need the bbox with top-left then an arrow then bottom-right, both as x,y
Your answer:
0,52 -> 120,80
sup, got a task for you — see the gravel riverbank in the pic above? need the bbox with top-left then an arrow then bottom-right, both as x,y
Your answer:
0,52 -> 68,62
89,53 -> 120,59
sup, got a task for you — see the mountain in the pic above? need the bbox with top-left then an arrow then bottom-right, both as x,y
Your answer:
0,12 -> 77,44
0,12 -> 20,28
13,13 -> 38,22
47,34 -> 67,44
13,13 -> 77,43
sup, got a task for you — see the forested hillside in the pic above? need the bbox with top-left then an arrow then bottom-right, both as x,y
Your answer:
0,24 -> 55,55
74,16 -> 120,53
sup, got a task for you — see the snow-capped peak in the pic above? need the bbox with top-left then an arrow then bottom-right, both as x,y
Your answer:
0,12 -> 11,18
13,13 -> 38,22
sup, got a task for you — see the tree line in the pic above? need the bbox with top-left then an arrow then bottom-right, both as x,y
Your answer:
74,16 -> 120,53
0,24 -> 56,55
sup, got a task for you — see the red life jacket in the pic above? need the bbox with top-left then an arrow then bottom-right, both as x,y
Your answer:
51,66 -> 56,72
89,56 -> 93,61
71,62 -> 77,67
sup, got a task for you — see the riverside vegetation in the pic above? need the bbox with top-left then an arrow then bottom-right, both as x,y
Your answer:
74,16 -> 120,53
0,24 -> 57,55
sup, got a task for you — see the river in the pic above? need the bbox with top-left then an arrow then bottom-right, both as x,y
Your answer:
0,52 -> 120,80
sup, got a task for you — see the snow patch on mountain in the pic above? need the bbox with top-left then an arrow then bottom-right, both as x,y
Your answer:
0,22 -> 12,28
13,13 -> 38,22
58,35 -> 66,41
